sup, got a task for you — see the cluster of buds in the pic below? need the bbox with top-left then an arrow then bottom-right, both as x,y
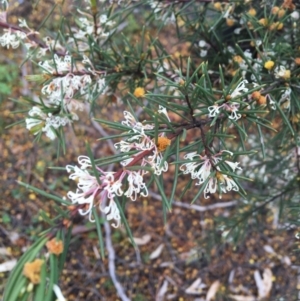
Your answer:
66,108 -> 171,227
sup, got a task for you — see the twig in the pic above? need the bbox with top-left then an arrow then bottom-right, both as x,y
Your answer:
149,191 -> 237,211
173,200 -> 237,211
103,217 -> 131,301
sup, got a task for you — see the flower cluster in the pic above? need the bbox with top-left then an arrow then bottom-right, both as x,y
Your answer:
0,27 -> 27,49
115,108 -> 170,175
66,108 -> 171,227
25,106 -> 77,140
69,12 -> 115,51
24,53 -> 107,140
207,80 -> 249,121
148,0 -> 176,24
180,150 -> 241,199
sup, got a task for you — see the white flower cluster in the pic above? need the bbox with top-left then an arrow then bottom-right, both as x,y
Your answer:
0,28 -> 26,49
0,19 -> 37,49
66,156 -> 121,227
26,106 -> 77,140
25,53 -> 106,139
115,108 -> 169,175
69,12 -> 115,51
207,80 -> 249,121
148,0 -> 176,24
66,108 -> 171,227
180,150 -> 241,199
198,40 -> 211,58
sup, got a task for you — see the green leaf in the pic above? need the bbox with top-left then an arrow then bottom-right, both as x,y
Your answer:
3,236 -> 48,301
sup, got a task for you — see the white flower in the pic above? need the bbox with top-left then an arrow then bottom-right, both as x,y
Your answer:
279,88 -> 291,110
67,157 -> 118,223
204,177 -> 217,198
39,54 -> 72,74
227,46 -> 235,54
100,14 -> 115,27
226,103 -> 242,121
147,151 -> 168,175
181,151 -> 241,198
219,174 -> 239,193
180,153 -> 212,184
274,65 -> 290,79
230,80 -> 249,99
100,198 -> 121,228
266,94 -> 276,110
208,104 -> 220,117
225,160 -> 242,172
18,19 -> 29,29
26,106 -> 73,140
234,27 -> 243,35
122,111 -> 154,135
105,180 -> 123,197
199,40 -> 207,47
124,171 -> 148,201
255,40 -> 262,46
200,49 -> 208,57
158,105 -> 171,122
291,11 -> 299,20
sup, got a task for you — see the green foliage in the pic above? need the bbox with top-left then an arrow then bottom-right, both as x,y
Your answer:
0,64 -> 18,98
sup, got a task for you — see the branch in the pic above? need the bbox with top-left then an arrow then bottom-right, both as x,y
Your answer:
149,191 -> 237,211
103,216 -> 131,301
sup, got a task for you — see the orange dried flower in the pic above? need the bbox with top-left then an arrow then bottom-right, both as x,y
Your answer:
282,0 -> 295,10
46,238 -> 64,255
133,87 -> 146,98
156,137 -> 171,152
294,58 -> 300,65
23,259 -> 44,284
